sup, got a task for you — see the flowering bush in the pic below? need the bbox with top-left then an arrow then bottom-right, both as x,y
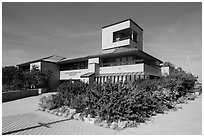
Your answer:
49,66 -> 198,128
39,94 -> 57,110
53,81 -> 88,109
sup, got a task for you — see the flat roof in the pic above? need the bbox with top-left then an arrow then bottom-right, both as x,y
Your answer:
90,48 -> 162,63
59,56 -> 89,64
102,18 -> 143,31
17,48 -> 162,66
59,48 -> 162,64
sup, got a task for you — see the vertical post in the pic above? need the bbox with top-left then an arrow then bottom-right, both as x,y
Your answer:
131,30 -> 134,40
115,75 -> 118,83
104,76 -> 107,83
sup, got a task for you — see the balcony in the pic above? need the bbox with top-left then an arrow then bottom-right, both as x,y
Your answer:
101,59 -> 144,67
113,28 -> 137,43
100,63 -> 144,74
113,36 -> 131,42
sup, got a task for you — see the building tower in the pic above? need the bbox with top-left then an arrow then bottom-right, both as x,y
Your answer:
102,19 -> 143,52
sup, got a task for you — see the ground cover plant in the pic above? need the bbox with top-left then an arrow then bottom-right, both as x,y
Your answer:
38,65 -> 200,130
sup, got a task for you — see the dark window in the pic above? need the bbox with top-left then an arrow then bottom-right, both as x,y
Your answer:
132,30 -> 138,43
126,57 -> 128,61
113,28 -> 138,43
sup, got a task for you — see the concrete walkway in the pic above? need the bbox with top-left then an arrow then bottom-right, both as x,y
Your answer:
2,111 -> 118,135
2,93 -> 202,135
2,95 -> 39,117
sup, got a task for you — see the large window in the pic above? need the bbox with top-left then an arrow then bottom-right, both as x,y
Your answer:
113,28 -> 138,43
60,61 -> 88,71
102,58 -> 116,67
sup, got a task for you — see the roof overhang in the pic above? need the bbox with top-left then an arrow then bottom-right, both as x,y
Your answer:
102,19 -> 143,31
80,72 -> 95,78
90,48 -> 163,63
17,55 -> 65,67
59,56 -> 89,64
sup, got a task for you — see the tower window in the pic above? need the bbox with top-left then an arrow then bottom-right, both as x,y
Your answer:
132,31 -> 138,43
113,28 -> 138,43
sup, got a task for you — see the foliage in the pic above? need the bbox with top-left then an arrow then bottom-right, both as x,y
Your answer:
2,66 -> 18,85
39,94 -> 57,110
2,66 -> 52,91
29,68 -> 52,88
51,65 -> 198,126
163,67 -> 197,97
163,62 -> 175,68
82,82 -> 168,123
53,81 -> 88,109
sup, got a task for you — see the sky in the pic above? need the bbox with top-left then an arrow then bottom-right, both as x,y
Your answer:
2,2 -> 202,81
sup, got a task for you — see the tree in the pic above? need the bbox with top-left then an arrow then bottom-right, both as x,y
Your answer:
163,62 -> 175,69
29,68 -> 52,88
2,66 -> 18,85
2,65 -> 52,91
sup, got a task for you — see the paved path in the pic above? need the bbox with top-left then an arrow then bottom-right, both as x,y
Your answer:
2,95 -> 40,117
2,111 -> 118,135
2,93 -> 202,135
118,95 -> 202,135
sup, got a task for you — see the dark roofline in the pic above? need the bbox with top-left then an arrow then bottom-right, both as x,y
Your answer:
59,56 -> 89,64
89,48 -> 162,63
102,18 -> 143,31
60,48 -> 163,64
138,50 -> 163,63
17,55 -> 54,66
17,55 -> 65,66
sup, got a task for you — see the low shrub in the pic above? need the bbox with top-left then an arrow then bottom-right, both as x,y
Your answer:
53,81 -> 88,109
50,65 -> 198,128
83,82 -> 168,124
39,94 -> 57,110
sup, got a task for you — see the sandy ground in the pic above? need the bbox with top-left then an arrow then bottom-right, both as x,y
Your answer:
2,95 -> 40,117
2,93 -> 202,135
119,95 -> 202,135
2,92 -> 58,117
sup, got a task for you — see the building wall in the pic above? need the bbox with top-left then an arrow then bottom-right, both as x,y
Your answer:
102,20 -> 130,50
102,20 -> 143,51
100,63 -> 144,74
161,66 -> 174,76
101,56 -> 137,67
88,58 -> 99,64
88,57 -> 99,74
112,39 -> 130,49
41,62 -> 60,89
144,64 -> 161,76
60,69 -> 89,83
30,62 -> 41,70
130,21 -> 143,50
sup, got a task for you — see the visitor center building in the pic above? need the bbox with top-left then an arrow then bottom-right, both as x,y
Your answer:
17,19 -> 163,89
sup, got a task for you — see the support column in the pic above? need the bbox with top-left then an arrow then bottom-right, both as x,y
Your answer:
104,76 -> 107,83
96,77 -> 99,84
123,75 -> 126,83
101,76 -> 104,84
119,75 -> 122,82
115,75 -> 118,83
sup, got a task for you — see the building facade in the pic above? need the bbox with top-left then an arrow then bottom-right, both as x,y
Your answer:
18,19 -> 164,89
